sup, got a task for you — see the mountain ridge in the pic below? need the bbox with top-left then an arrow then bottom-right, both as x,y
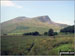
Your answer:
1,15 -> 69,34
2,15 -> 68,25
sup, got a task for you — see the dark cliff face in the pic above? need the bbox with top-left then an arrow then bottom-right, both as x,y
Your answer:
37,16 -> 51,22
34,15 -> 53,24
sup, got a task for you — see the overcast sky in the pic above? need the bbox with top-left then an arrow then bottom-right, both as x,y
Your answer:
1,0 -> 74,25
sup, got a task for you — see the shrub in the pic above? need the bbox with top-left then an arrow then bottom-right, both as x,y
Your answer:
44,32 -> 48,35
3,34 -> 7,36
54,32 -> 58,35
23,31 -> 40,36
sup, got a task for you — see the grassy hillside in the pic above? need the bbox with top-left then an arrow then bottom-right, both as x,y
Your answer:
1,16 -> 68,35
1,18 -> 62,35
1,34 -> 74,55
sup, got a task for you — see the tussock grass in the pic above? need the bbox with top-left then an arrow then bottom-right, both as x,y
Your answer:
1,34 -> 74,55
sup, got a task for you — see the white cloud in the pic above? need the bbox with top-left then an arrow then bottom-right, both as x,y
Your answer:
1,0 -> 23,8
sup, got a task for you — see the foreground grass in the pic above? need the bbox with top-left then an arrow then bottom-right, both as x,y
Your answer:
1,34 -> 74,55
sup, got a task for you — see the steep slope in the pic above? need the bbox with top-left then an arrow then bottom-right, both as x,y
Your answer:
1,15 -> 68,35
33,15 -> 52,23
32,15 -> 68,27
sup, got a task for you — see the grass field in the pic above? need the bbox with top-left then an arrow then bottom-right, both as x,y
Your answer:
1,34 -> 74,55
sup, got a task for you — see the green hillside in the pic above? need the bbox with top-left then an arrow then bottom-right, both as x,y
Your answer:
1,15 -> 68,35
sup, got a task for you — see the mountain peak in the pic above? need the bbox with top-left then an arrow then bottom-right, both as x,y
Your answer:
34,15 -> 52,23
14,16 -> 28,20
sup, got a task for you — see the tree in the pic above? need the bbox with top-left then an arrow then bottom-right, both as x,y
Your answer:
32,31 -> 40,36
60,25 -> 74,33
23,31 -> 40,36
48,29 -> 54,36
